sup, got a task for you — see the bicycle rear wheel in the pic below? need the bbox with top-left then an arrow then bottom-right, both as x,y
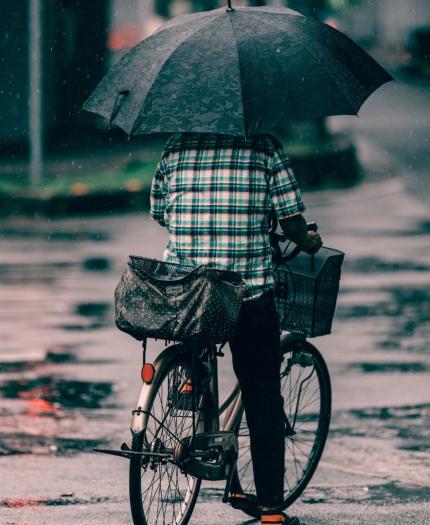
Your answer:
129,349 -> 210,525
232,340 -> 331,514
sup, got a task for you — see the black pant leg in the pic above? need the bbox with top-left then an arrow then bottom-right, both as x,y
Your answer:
229,291 -> 285,508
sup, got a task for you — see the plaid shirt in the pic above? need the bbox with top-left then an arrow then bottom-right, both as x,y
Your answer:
150,133 -> 305,300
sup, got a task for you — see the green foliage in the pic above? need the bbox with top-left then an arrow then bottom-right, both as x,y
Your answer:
0,156 -> 160,198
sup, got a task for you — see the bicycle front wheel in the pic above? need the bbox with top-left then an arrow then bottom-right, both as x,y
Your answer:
129,348 -> 210,525
233,340 -> 331,511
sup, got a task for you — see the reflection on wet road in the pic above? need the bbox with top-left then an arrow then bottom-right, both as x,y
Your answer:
0,175 -> 430,523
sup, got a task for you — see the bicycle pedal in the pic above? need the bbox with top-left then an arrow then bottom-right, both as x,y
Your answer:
228,492 -> 259,512
181,432 -> 239,481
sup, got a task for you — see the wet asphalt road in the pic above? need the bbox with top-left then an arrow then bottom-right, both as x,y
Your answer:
1,77 -> 430,524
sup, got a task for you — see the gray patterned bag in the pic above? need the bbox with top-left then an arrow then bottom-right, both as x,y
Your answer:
114,256 -> 247,344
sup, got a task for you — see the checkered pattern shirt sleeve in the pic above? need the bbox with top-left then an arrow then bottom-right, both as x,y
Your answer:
150,157 -> 167,227
268,140 -> 306,220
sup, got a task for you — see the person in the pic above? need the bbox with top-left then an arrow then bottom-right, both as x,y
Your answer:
150,132 -> 322,525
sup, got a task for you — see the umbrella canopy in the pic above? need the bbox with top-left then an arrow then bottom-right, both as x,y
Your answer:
83,4 -> 393,137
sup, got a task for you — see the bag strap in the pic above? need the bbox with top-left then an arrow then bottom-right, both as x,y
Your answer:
127,257 -> 244,286
128,261 -> 206,284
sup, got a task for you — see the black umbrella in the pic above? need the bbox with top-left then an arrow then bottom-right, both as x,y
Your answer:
83,3 -> 393,137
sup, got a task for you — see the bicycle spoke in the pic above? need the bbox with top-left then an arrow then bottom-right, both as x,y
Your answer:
290,435 -> 315,445
142,469 -> 158,502
238,457 -> 252,475
291,441 -> 307,469
130,357 -> 205,525
284,469 -> 292,493
155,467 -> 163,524
296,390 -> 320,413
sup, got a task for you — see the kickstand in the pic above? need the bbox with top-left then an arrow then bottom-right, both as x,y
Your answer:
222,453 -> 237,503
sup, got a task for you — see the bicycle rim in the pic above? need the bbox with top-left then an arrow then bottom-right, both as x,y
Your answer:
129,352 -> 208,525
234,341 -> 331,509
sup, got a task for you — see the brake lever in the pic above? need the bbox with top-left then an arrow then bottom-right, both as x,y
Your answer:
307,222 -> 318,272
272,220 -> 319,264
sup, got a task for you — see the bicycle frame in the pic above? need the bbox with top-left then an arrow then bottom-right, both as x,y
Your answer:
124,330 -> 330,525
130,333 -> 304,436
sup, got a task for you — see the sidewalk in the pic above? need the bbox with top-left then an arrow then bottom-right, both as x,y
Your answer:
0,133 -> 162,216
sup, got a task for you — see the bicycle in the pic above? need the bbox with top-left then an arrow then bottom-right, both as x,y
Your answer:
96,225 -> 343,525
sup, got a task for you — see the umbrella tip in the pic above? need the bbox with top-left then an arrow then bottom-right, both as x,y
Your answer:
226,0 -> 235,12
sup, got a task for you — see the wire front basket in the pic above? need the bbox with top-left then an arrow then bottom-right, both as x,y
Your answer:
274,247 -> 345,338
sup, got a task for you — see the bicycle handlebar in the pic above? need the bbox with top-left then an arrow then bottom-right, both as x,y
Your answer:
270,219 -> 318,264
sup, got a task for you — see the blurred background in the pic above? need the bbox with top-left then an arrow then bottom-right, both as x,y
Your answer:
0,1 -> 429,524
2,0 -> 430,199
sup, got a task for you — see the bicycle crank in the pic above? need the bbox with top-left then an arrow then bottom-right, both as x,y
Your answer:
174,431 -> 239,481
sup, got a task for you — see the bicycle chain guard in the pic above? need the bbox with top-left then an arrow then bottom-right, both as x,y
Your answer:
175,431 -> 238,481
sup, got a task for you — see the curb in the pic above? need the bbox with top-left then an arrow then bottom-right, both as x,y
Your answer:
293,139 -> 361,189
0,187 -> 151,218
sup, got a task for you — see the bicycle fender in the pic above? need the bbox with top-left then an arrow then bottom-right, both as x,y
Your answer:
131,344 -> 188,434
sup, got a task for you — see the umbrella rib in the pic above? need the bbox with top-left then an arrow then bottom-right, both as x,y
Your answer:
228,13 -> 246,138
129,14 -> 222,135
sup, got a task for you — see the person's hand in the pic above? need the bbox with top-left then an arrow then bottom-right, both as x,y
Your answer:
303,231 -> 322,254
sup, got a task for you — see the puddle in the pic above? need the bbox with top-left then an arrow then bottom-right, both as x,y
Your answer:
0,351 -> 115,374
62,302 -> 113,332
0,229 -> 109,242
75,302 -> 110,318
45,352 -> 76,364
82,257 -> 112,271
344,257 -> 430,273
57,301 -> 113,331
348,362 -> 428,373
336,286 -> 430,354
384,220 -> 430,237
59,322 -> 106,331
0,261 -> 77,285
0,261 -> 76,272
302,481 -> 430,505
377,340 -> 402,350
350,404 -> 429,421
0,434 -> 106,457
0,353 -> 75,373
414,219 -> 430,236
337,286 -> 430,320
198,487 -> 225,502
0,495 -> 111,507
332,404 -> 430,453
0,377 -> 114,409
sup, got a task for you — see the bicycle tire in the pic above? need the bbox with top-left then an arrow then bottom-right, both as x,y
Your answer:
232,340 -> 331,514
129,347 -> 211,525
